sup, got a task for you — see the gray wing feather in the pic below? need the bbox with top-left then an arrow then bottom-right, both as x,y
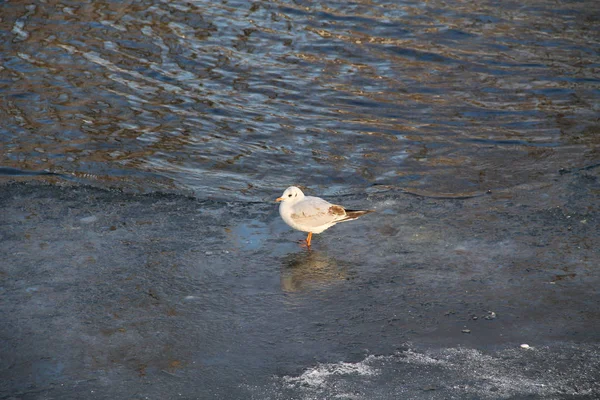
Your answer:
290,197 -> 340,228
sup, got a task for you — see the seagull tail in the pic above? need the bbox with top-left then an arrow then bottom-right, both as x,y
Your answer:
341,209 -> 375,222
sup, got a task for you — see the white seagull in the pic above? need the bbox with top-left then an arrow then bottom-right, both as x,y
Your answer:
276,186 -> 374,247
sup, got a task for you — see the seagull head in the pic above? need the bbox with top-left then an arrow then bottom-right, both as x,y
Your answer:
275,186 -> 305,203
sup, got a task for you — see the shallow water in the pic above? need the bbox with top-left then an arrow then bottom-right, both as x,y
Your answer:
1,0 -> 600,399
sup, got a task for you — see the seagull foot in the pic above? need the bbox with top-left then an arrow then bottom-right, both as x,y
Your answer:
298,240 -> 311,250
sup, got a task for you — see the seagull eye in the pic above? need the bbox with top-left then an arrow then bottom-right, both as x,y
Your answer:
288,194 -> 292,197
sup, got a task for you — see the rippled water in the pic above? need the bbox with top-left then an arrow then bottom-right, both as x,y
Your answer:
2,0 -> 598,200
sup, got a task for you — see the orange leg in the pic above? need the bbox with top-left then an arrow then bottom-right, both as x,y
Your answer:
306,232 -> 312,247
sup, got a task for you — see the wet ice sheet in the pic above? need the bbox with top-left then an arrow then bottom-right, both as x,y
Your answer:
0,167 -> 598,399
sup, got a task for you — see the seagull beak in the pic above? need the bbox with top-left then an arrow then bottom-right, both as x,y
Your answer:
275,197 -> 284,202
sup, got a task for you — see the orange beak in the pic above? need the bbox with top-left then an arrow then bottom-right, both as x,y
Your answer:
275,197 -> 284,202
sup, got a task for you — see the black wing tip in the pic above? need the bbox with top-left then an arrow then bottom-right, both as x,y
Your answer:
343,209 -> 375,220
345,209 -> 375,214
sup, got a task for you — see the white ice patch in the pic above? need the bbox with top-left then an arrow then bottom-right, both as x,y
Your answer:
398,349 -> 449,366
283,357 -> 378,389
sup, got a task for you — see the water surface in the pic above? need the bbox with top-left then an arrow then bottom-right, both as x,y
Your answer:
2,0 -> 598,199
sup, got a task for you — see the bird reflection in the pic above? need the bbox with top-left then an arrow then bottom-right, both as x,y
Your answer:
280,251 -> 346,292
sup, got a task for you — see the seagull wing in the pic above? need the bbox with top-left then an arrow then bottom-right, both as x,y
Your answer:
289,196 -> 347,229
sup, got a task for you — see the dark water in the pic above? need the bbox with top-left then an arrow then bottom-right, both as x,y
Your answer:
1,0 -> 600,399
2,0 -> 598,199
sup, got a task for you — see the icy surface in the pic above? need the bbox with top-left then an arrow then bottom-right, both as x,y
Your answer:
1,168 -> 598,399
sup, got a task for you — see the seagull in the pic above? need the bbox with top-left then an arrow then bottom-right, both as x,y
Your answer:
275,186 -> 374,247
